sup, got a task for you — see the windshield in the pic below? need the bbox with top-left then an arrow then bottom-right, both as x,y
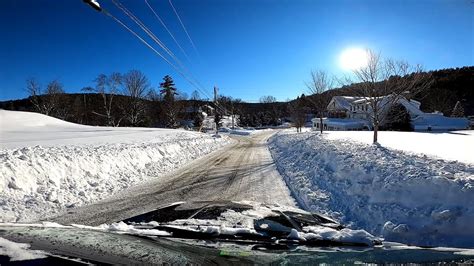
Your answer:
0,0 -> 473,264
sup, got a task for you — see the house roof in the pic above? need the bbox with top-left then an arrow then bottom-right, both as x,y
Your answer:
328,96 -> 365,110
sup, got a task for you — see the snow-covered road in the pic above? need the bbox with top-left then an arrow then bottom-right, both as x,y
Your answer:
50,131 -> 297,225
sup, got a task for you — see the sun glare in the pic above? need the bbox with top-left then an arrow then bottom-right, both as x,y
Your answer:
339,48 -> 369,71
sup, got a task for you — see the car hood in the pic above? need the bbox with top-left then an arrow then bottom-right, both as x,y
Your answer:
119,200 -> 380,247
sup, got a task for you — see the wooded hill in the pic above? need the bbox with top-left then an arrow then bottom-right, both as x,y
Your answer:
302,66 -> 473,117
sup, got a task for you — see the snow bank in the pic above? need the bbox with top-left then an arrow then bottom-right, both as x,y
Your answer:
0,237 -> 47,261
269,131 -> 474,248
325,130 -> 474,164
0,110 -> 231,222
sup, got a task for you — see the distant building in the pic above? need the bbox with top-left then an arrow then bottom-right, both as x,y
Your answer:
313,95 -> 469,131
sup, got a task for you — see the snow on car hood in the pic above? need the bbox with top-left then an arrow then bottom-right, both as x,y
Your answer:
120,201 -> 381,246
0,201 -> 380,247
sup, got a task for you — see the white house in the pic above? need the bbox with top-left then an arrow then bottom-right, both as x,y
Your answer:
313,95 -> 469,131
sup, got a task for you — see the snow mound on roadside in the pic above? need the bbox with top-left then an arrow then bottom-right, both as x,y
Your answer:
269,131 -> 474,248
0,109 -> 81,129
0,111 -> 231,222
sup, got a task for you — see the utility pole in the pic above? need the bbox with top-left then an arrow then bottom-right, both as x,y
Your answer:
214,86 -> 219,134
231,101 -> 235,129
214,86 -> 218,103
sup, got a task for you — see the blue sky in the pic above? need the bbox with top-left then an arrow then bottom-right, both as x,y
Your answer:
0,0 -> 472,101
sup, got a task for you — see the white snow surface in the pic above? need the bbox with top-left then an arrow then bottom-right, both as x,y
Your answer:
0,237 -> 47,261
324,130 -> 474,164
71,222 -> 171,237
0,110 -> 231,222
269,130 -> 474,248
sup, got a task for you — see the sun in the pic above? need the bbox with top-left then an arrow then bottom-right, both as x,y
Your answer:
339,48 -> 369,71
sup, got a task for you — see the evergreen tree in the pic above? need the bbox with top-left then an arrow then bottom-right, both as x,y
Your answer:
159,75 -> 179,127
160,75 -> 177,102
451,101 -> 465,117
384,104 -> 412,131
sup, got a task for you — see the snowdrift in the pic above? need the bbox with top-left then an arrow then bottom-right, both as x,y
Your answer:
269,131 -> 474,248
0,110 -> 231,222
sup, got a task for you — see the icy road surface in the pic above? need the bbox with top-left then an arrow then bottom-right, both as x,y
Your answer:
50,131 -> 296,225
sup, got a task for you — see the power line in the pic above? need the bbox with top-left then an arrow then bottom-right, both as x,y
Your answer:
116,1 -> 227,114
168,0 -> 200,58
102,10 -> 180,74
111,0 -> 182,68
144,0 -> 191,63
86,1 -> 229,114
110,1 -> 211,102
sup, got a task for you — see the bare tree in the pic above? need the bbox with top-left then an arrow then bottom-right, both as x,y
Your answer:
306,70 -> 333,134
26,78 -> 44,114
44,80 -> 67,119
190,90 -> 200,101
27,78 -> 66,117
93,72 -> 122,126
146,88 -> 162,101
342,50 -> 433,143
288,96 -> 307,133
190,90 -> 201,116
259,95 -> 276,104
123,70 -> 149,126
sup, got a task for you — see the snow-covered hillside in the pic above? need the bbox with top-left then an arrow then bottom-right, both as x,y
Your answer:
0,110 -> 231,222
269,130 -> 474,248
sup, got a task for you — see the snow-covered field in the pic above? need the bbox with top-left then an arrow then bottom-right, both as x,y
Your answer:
325,130 -> 474,164
0,110 -> 231,222
269,130 -> 474,248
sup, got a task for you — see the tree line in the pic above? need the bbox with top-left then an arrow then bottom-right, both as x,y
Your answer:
1,64 -> 472,137
2,70 -> 290,129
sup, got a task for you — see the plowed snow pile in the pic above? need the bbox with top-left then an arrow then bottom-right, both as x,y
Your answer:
0,110 -> 231,222
269,130 -> 474,248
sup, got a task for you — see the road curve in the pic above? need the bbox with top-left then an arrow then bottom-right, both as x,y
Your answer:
50,130 -> 296,226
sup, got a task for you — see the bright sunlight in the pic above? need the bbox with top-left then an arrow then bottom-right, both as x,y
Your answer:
339,47 -> 369,70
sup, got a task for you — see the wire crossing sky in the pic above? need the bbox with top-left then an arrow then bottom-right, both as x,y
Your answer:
0,0 -> 472,101
145,0 -> 191,63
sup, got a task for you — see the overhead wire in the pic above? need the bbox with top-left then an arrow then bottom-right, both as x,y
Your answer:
168,0 -> 200,58
102,10 -> 180,74
111,0 -> 184,70
101,1 -> 229,114
112,0 -> 222,110
144,0 -> 191,63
